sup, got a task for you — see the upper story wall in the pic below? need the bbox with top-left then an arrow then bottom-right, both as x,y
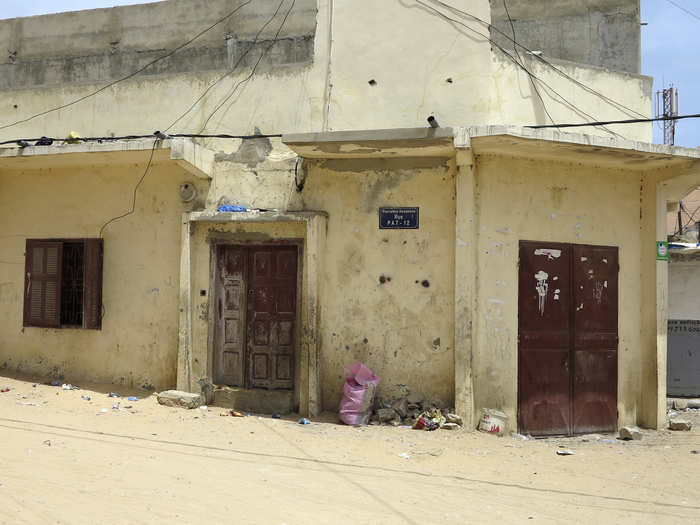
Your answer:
490,0 -> 641,74
0,0 -> 651,146
0,0 -> 317,90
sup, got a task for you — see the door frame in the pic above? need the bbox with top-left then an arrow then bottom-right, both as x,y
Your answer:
208,239 -> 304,396
517,240 -> 619,436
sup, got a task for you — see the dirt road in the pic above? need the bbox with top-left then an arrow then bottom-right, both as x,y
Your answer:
0,375 -> 698,524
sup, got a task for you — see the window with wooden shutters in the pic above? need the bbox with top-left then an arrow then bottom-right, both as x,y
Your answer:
23,239 -> 103,330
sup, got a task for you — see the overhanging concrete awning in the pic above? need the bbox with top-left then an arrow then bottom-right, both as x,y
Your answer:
283,127 -> 455,158
0,138 -> 215,179
460,126 -> 700,170
283,125 -> 700,170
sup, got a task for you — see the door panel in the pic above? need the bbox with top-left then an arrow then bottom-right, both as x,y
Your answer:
214,246 -> 246,387
572,245 -> 618,434
518,242 -> 572,436
247,246 -> 297,390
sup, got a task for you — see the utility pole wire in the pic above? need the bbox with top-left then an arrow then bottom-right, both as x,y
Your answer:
664,0 -> 700,22
0,0 -> 254,132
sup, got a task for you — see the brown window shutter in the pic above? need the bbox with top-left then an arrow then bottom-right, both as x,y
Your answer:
23,240 -> 63,328
82,238 -> 103,330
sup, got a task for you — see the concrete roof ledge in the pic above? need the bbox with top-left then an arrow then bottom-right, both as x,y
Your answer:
170,139 -> 215,180
0,138 -> 215,177
283,127 -> 455,159
457,125 -> 700,170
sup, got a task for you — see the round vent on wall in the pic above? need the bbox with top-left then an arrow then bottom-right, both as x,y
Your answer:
179,182 -> 197,202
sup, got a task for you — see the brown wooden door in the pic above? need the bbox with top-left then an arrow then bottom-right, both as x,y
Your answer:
518,242 -> 572,436
518,241 -> 618,436
572,245 -> 618,434
213,245 -> 297,390
247,247 -> 297,390
214,245 -> 247,387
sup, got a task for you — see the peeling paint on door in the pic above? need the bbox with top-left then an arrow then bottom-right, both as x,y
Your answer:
535,270 -> 549,315
534,248 -> 561,260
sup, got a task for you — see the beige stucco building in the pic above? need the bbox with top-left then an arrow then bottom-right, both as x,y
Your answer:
0,0 -> 690,434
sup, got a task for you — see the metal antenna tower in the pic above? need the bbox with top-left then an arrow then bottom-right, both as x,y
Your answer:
655,84 -> 680,145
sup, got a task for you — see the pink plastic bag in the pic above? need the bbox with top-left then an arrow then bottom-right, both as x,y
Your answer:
338,363 -> 380,426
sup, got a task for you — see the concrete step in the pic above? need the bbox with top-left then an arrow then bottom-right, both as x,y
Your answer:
212,386 -> 294,414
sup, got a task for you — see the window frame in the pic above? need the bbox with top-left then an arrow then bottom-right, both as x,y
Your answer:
23,238 -> 103,330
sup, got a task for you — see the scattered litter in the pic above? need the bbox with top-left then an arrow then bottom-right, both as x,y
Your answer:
61,384 -> 79,390
0,388 -> 9,393
18,402 -> 38,406
298,418 -> 311,425
217,204 -> 247,212
511,432 -> 531,441
478,408 -> 508,436
43,440 -> 51,446
32,384 -> 37,388
602,439 -> 613,444
258,416 -> 262,420
50,381 -> 60,387
112,403 -> 119,410
220,410 -> 245,417
272,413 -> 281,419
108,392 -> 120,398
100,408 -> 108,413
127,396 -> 139,402
556,449 -> 575,456
398,452 -> 410,459
81,395 -> 91,401
199,405 -> 208,411
412,408 -> 444,431
691,450 -> 699,455
339,362 -> 381,426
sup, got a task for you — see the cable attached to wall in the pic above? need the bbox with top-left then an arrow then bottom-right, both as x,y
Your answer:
196,0 -> 297,134
411,0 -> 624,139
163,0 -> 289,134
502,0 -> 556,127
98,138 -> 159,238
424,0 -> 648,120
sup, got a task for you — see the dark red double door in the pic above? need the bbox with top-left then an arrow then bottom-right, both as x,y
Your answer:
518,242 -> 618,436
214,245 -> 298,390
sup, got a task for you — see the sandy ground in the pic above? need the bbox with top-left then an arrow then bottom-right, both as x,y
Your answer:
0,375 -> 699,525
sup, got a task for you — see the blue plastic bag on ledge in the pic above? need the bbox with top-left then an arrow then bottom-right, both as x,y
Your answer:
217,204 -> 247,212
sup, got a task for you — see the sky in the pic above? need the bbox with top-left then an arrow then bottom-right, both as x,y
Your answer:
1,0 -> 698,147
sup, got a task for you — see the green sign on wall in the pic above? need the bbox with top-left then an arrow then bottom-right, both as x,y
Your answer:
657,241 -> 669,261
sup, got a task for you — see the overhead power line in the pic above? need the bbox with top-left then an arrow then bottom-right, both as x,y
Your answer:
527,113 -> 700,129
412,0 -> 625,139
163,0 -> 290,133
197,0 -> 297,134
0,132 -> 282,146
502,0 -> 556,126
423,0 -> 648,121
0,0 -> 254,132
664,0 -> 700,22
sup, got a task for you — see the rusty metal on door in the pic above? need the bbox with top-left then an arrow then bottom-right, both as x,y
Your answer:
572,245 -> 618,434
213,245 -> 298,390
518,242 -> 572,436
518,242 -> 618,436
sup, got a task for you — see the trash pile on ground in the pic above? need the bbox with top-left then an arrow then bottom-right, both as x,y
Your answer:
367,391 -> 464,431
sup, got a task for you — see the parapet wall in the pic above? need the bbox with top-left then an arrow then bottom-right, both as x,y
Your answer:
490,0 -> 641,74
0,0 -> 317,90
